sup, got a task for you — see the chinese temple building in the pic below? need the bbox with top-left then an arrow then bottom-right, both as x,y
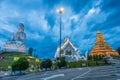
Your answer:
89,30 -> 118,56
2,23 -> 26,52
55,37 -> 81,62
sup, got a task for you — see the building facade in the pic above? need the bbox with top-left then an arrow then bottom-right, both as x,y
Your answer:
55,37 -> 81,62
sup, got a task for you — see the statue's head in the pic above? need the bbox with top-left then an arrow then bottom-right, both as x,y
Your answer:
18,23 -> 24,32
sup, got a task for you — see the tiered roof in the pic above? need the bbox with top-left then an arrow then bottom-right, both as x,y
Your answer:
89,30 -> 118,56
55,37 -> 77,58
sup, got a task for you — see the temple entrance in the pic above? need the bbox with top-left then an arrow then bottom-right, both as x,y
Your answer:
66,51 -> 71,55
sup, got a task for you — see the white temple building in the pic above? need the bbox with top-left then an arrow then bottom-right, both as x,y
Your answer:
2,23 -> 26,52
54,37 -> 81,62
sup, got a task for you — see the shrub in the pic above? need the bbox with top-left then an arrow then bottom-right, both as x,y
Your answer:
67,60 -> 107,68
40,59 -> 52,71
12,57 -> 29,74
52,62 -> 58,70
46,59 -> 52,69
87,61 -> 96,66
88,55 -> 104,61
67,61 -> 81,68
56,57 -> 66,69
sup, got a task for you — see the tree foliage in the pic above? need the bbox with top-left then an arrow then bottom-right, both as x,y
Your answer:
40,59 -> 52,71
117,47 -> 120,55
56,57 -> 67,69
28,48 -> 33,56
88,55 -> 104,61
12,57 -> 29,72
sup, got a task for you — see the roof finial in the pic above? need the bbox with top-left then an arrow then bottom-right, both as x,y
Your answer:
64,36 -> 69,42
97,29 -> 101,33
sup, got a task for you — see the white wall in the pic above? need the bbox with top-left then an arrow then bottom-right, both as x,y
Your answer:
61,44 -> 77,62
63,44 -> 75,56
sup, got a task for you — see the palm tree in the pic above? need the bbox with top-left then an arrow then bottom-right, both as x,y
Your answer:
28,48 -> 33,56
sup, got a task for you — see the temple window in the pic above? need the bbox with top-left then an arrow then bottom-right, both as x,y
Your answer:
66,50 -> 71,55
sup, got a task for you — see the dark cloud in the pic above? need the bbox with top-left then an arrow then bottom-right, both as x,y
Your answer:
69,0 -> 92,14
0,0 -> 120,59
45,13 -> 56,28
101,0 -> 120,12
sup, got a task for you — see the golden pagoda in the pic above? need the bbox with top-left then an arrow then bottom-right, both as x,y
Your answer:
89,30 -> 119,56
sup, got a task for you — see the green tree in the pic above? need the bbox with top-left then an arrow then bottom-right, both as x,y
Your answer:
95,55 -> 97,61
93,55 -> 96,61
12,61 -> 19,71
17,57 -> 29,71
99,55 -> 103,61
40,59 -> 52,71
35,59 -> 40,72
46,59 -> 52,69
34,49 -> 37,57
88,55 -> 92,61
12,57 -> 29,74
117,47 -> 120,55
98,55 -> 101,61
28,48 -> 33,56
56,57 -> 66,69
40,60 -> 46,69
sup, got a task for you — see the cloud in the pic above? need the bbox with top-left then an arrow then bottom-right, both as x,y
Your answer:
0,21 -> 17,32
49,0 -> 115,54
0,1 -> 20,20
0,0 -> 120,59
27,32 -> 45,40
26,10 -> 50,34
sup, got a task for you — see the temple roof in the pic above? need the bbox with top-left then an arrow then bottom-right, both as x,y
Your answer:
57,37 -> 77,51
55,37 -> 77,57
61,37 -> 77,50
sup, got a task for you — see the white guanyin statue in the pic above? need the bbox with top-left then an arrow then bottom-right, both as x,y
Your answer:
15,23 -> 26,43
2,23 -> 26,52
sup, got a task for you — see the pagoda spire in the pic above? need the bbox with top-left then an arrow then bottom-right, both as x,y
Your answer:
97,29 -> 101,33
96,30 -> 106,44
89,30 -> 118,56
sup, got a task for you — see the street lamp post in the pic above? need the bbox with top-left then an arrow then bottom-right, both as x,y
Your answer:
57,7 -> 64,58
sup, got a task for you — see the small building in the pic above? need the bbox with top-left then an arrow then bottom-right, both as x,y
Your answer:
54,37 -> 80,62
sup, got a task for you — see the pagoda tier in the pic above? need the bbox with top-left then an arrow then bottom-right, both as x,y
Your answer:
89,30 -> 118,56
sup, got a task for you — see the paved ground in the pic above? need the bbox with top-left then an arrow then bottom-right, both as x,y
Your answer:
0,71 -> 9,78
1,65 -> 120,80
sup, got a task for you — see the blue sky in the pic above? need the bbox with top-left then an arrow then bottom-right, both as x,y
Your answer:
0,0 -> 120,59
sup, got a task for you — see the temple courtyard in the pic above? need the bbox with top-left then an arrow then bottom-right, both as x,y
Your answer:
1,65 -> 120,80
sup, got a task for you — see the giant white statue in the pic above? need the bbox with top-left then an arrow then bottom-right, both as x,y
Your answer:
2,23 -> 26,52
15,23 -> 26,43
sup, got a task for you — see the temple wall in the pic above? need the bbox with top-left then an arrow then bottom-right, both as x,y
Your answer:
63,44 -> 75,56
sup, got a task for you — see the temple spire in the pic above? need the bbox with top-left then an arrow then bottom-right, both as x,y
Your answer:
97,29 -> 101,33
96,30 -> 106,43
89,30 -> 118,56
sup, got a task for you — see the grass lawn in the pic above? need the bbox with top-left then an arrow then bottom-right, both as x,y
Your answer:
0,52 -> 39,71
